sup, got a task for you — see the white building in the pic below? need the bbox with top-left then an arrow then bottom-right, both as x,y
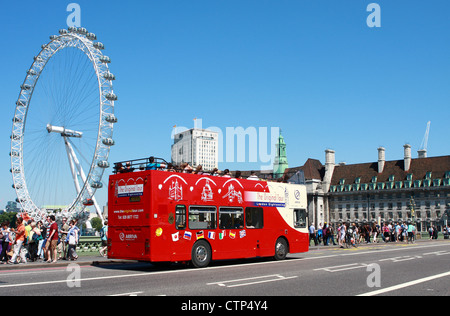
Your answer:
171,128 -> 218,171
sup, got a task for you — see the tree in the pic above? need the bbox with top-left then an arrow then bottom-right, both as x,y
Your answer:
0,212 -> 18,228
90,217 -> 103,233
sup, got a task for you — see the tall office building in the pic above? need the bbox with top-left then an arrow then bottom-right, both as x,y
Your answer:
171,128 -> 219,171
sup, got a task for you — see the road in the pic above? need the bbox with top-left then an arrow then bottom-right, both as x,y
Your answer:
0,240 -> 449,299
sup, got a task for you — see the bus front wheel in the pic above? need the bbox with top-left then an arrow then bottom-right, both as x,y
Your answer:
274,237 -> 288,261
191,240 -> 212,268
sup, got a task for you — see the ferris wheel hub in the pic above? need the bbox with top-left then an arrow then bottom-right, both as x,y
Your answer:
46,124 -> 83,138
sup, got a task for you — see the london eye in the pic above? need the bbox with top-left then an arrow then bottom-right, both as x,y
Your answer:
10,27 -> 118,222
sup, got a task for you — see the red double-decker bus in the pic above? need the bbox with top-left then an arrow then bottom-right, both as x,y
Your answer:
107,159 -> 309,267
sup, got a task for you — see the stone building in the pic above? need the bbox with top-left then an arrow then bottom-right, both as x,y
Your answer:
326,145 -> 450,232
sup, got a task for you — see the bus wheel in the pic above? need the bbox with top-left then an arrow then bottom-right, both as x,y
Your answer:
191,240 -> 211,268
274,237 -> 288,261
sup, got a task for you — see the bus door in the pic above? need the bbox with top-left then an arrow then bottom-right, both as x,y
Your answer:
244,207 -> 265,257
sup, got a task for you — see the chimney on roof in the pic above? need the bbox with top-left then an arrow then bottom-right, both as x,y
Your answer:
323,149 -> 336,193
378,147 -> 385,173
404,144 -> 411,171
418,149 -> 427,159
325,149 -> 335,166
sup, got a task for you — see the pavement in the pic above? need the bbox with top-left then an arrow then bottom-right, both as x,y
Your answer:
0,253 -> 130,271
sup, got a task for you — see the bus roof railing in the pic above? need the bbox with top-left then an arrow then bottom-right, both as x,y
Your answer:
113,157 -> 168,174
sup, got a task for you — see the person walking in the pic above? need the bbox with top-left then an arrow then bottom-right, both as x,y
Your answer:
407,222 -> 416,244
66,220 -> 79,260
59,217 -> 70,260
8,218 -> 27,264
322,223 -> 329,246
309,223 -> 318,246
46,215 -> 59,263
0,222 -> 11,264
99,220 -> 108,257
327,224 -> 337,245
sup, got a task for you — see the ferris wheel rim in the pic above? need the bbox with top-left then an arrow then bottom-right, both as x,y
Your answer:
10,28 -> 116,219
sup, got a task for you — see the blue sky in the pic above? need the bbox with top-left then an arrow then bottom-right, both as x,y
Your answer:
1,0 -> 450,208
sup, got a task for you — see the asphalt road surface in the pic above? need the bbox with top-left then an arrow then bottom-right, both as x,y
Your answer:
1,240 -> 449,298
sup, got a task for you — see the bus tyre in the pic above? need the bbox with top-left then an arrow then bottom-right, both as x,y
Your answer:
191,240 -> 212,268
274,237 -> 288,261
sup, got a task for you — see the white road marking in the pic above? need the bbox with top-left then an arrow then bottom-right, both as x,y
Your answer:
109,291 -> 143,296
314,263 -> 369,273
357,271 -> 450,296
207,274 -> 298,288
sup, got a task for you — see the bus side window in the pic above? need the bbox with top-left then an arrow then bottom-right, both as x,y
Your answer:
219,207 -> 244,229
189,206 -> 217,230
245,207 -> 264,229
176,205 -> 186,230
294,209 -> 307,228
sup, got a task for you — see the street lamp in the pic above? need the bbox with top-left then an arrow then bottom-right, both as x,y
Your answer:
409,196 -> 416,223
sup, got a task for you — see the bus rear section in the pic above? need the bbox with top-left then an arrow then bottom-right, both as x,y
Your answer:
107,171 -> 152,261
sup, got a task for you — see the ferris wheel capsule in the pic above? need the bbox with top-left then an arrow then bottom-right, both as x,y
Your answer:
103,72 -> 115,80
90,181 -> 103,189
93,42 -> 105,50
105,114 -> 118,123
102,138 -> 115,146
99,56 -> 111,63
105,93 -> 118,101
77,27 -> 88,35
97,161 -> 110,168
86,33 -> 97,41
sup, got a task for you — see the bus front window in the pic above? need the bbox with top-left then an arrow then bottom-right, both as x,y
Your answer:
294,209 -> 307,228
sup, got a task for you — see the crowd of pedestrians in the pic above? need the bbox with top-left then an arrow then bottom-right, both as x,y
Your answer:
309,221 -> 450,248
0,215 -> 82,265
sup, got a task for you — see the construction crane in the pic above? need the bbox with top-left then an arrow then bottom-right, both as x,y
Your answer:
418,121 -> 431,158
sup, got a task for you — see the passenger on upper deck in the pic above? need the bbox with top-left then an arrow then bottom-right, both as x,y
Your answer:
122,161 -> 135,173
166,163 -> 176,172
247,171 -> 260,181
114,163 -> 125,174
222,169 -> 231,178
181,163 -> 193,173
193,165 -> 204,175
146,156 -> 166,171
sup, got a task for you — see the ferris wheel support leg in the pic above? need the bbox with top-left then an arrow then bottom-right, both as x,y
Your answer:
64,138 -> 82,195
65,138 -> 104,223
